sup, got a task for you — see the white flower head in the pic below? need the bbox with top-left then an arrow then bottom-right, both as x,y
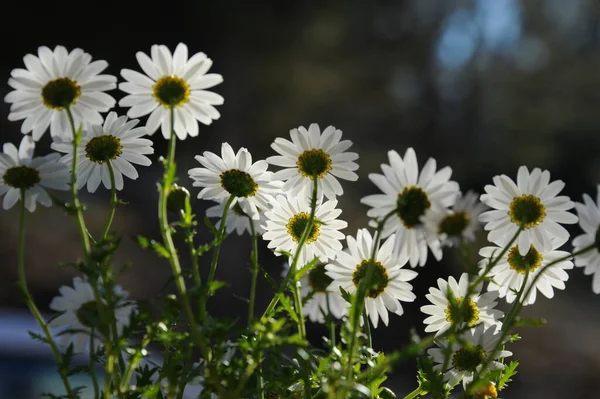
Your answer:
266,123 -> 359,201
326,229 -> 418,328
573,186 -> 600,293
48,277 -> 137,354
428,324 -> 512,389
422,191 -> 487,247
479,166 -> 578,255
262,195 -> 347,267
0,136 -> 69,212
189,143 -> 281,220
361,148 -> 460,267
51,111 -> 153,193
119,43 -> 223,140
420,273 -> 503,337
206,200 -> 267,236
4,45 -> 117,141
479,243 -> 573,306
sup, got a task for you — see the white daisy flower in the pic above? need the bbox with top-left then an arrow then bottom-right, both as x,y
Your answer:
428,324 -> 512,389
361,148 -> 460,267
422,191 -> 487,247
262,194 -> 347,267
266,123 -> 359,201
479,166 -> 578,256
51,111 -> 153,193
0,136 -> 69,212
48,277 -> 137,354
479,243 -> 573,305
4,45 -> 117,141
573,186 -> 600,293
119,43 -> 223,140
282,262 -> 347,323
189,143 -> 280,220
325,229 -> 418,328
206,201 -> 268,236
420,273 -> 503,337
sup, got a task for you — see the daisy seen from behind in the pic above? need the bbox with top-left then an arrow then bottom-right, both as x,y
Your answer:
51,111 -> 153,193
48,277 -> 137,354
0,136 -> 69,212
479,242 -> 573,306
571,186 -> 600,293
4,45 -> 116,141
189,142 -> 280,220
266,123 -> 359,201
428,324 -> 512,389
479,166 -> 578,256
325,228 -> 418,328
206,201 -> 267,236
119,43 -> 223,140
422,191 -> 487,247
361,148 -> 460,267
421,273 -> 503,337
262,194 -> 347,267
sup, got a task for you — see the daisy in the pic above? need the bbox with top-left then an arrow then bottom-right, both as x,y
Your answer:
361,148 -> 460,267
479,243 -> 573,305
266,123 -> 359,201
325,228 -> 418,328
119,43 -> 223,140
188,143 -> 280,220
572,186 -> 600,293
422,191 -> 487,247
479,166 -> 578,256
0,136 -> 69,212
4,45 -> 116,141
420,273 -> 503,336
262,195 -> 347,267
205,201 -> 267,236
48,277 -> 137,354
282,262 -> 347,323
51,111 -> 153,193
428,324 -> 512,389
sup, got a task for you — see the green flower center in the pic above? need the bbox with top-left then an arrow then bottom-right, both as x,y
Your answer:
85,135 -> 123,164
286,212 -> 321,243
75,301 -> 102,329
508,194 -> 546,229
507,245 -> 543,274
152,75 -> 190,108
3,166 -> 41,189
296,149 -> 332,179
439,212 -> 471,237
445,297 -> 480,326
219,169 -> 258,198
396,186 -> 431,228
352,260 -> 389,298
308,264 -> 333,292
41,77 -> 81,110
452,344 -> 486,372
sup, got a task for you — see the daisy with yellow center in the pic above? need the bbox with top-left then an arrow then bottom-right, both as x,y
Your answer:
479,243 -> 573,305
325,229 -> 418,327
266,123 -> 359,201
262,195 -> 347,267
361,148 -> 460,267
479,166 -> 578,256
119,43 -> 224,140
4,45 -> 117,141
421,273 -> 503,337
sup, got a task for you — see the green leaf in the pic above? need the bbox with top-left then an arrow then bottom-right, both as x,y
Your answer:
497,361 -> 519,390
204,215 -> 218,236
135,235 -> 171,259
27,330 -> 49,344
514,317 -> 547,328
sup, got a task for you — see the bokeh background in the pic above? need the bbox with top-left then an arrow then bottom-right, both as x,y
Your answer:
2,0 -> 600,398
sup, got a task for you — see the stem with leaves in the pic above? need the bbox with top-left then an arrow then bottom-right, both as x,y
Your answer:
100,162 -> 118,241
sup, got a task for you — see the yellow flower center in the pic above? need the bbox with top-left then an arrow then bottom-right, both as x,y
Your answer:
507,245 -> 543,274
396,186 -> 431,228
445,297 -> 480,326
3,166 -> 41,189
219,169 -> 258,198
41,77 -> 81,110
85,135 -> 123,164
352,260 -> 389,298
508,194 -> 546,229
152,75 -> 190,108
296,149 -> 332,179
287,212 -> 321,243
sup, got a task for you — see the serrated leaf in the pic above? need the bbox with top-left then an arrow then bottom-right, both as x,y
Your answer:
497,361 -> 519,390
28,330 -> 49,344
135,235 -> 171,259
515,317 -> 547,328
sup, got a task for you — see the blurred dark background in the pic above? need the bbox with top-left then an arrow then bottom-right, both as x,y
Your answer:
2,0 -> 600,398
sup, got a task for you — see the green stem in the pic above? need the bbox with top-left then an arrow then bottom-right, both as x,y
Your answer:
326,295 -> 336,348
100,162 -> 118,241
17,191 -> 76,399
89,332 -> 100,399
65,107 -> 92,253
261,178 -> 319,319
247,218 -> 259,326
402,386 -> 423,399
